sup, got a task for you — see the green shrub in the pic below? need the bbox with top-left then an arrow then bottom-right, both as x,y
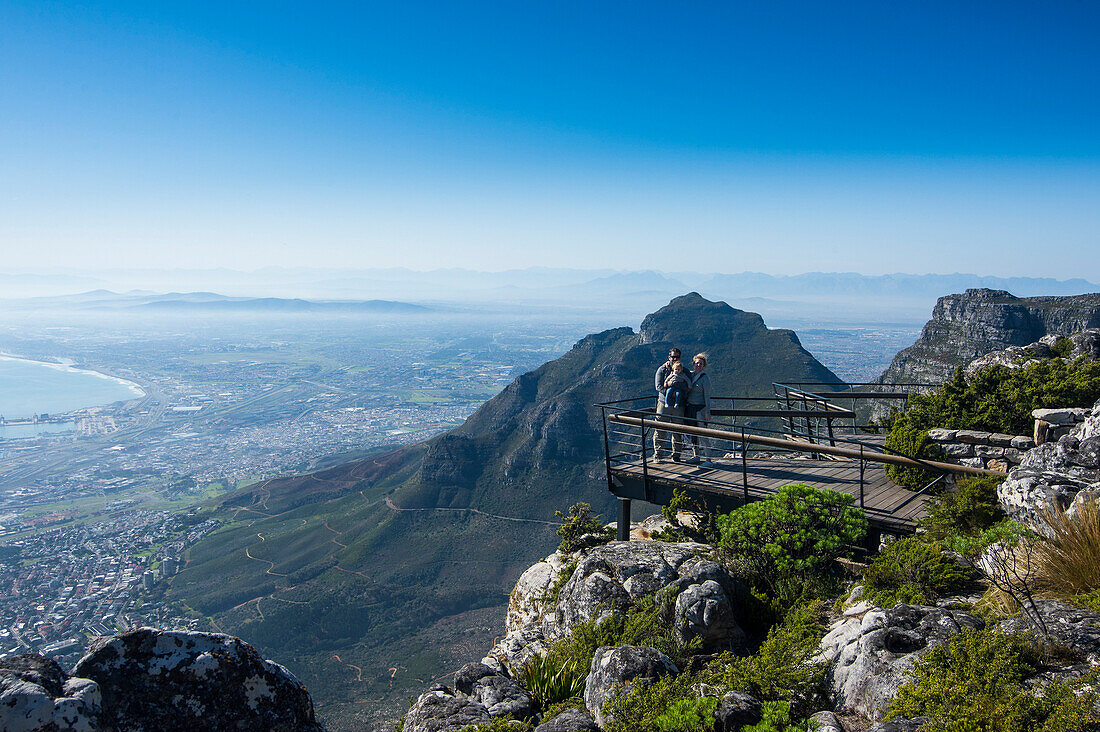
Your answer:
862,536 -> 972,607
459,720 -> 535,732
518,654 -> 585,710
883,418 -> 943,488
922,476 -> 1006,540
554,503 -> 614,554
885,629 -> 1090,731
602,671 -> 710,732
654,697 -> 719,732
710,601 -> 825,717
717,484 -> 866,600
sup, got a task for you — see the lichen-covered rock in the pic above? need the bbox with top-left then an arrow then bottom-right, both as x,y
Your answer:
507,551 -> 577,634
820,604 -> 983,721
809,711 -> 845,732
453,662 -> 498,696
469,674 -> 536,718
714,690 -> 763,731
534,707 -> 599,731
71,628 -> 320,732
999,600 -> 1100,664
998,401 -> 1100,527
0,654 -> 101,732
488,540 -> 748,669
584,645 -> 678,727
403,690 -> 491,732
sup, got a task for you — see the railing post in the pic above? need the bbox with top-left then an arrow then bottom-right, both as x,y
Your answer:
859,444 -> 866,510
601,408 -> 614,493
741,427 -> 749,504
640,416 -> 651,503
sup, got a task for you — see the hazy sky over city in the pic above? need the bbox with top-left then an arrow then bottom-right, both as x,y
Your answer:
2,1 -> 1097,277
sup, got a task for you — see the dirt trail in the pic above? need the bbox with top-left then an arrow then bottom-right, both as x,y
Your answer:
384,497 -> 557,526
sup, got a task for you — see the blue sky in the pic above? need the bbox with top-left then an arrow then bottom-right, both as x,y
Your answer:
1,1 -> 1097,275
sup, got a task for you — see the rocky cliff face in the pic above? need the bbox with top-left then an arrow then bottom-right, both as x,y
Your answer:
877,289 -> 1100,386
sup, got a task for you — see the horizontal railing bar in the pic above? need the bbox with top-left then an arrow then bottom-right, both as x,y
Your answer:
608,413 -> 1005,477
710,408 -> 855,418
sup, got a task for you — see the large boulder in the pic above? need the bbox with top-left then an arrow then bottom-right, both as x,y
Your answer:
0,655 -> 101,732
534,707 -> 599,731
403,690 -> 491,732
584,645 -> 678,727
714,690 -> 763,731
71,627 -> 321,732
468,673 -> 537,718
820,604 -> 983,721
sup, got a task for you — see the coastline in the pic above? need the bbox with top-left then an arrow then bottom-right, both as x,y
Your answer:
0,353 -> 146,409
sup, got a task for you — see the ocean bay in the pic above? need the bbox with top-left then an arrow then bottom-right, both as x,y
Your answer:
0,356 -> 144,425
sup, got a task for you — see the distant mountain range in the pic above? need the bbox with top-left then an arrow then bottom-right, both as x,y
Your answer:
3,270 -> 1095,320
166,293 -> 842,730
4,290 -> 432,314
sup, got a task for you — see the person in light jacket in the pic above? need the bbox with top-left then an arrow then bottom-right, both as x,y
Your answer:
684,353 -> 712,461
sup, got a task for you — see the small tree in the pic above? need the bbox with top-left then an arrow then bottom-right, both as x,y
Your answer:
554,502 -> 614,554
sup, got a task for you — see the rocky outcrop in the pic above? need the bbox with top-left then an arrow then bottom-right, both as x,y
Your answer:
0,629 -> 320,732
488,541 -> 748,670
998,399 -> 1100,526
534,707 -> 599,731
966,329 -> 1100,376
0,654 -> 101,732
999,600 -> 1100,664
584,645 -> 678,727
877,290 -> 1100,387
820,604 -> 984,720
403,691 -> 492,732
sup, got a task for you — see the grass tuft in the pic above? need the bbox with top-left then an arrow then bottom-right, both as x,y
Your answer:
1036,495 -> 1100,597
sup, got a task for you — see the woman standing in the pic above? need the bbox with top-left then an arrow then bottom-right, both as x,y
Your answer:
685,353 -> 712,462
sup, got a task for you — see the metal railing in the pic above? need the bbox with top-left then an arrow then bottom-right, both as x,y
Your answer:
597,393 -> 1002,519
773,381 -> 935,439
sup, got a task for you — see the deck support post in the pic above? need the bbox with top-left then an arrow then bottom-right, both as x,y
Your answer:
617,498 -> 631,541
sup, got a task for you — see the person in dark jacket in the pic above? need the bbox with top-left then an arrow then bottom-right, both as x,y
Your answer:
653,348 -> 688,460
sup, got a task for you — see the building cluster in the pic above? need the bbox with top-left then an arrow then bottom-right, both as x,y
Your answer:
0,509 -> 218,665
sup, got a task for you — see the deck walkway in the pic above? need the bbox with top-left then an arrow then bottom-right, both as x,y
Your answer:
609,453 -> 929,534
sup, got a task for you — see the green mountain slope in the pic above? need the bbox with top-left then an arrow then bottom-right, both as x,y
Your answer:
166,293 -> 841,730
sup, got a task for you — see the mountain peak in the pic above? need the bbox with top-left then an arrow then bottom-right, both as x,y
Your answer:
639,293 -> 766,346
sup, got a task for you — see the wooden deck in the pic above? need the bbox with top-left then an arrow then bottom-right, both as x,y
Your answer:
608,453 -> 930,534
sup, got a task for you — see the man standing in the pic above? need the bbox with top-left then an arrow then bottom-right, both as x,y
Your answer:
653,348 -> 688,461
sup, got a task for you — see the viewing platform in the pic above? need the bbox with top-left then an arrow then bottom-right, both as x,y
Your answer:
597,383 -> 1005,544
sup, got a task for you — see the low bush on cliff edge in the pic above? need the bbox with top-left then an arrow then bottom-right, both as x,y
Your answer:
921,476 -> 1006,541
601,602 -> 825,731
717,484 -> 866,608
862,536 -> 972,606
887,628 -> 1100,731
